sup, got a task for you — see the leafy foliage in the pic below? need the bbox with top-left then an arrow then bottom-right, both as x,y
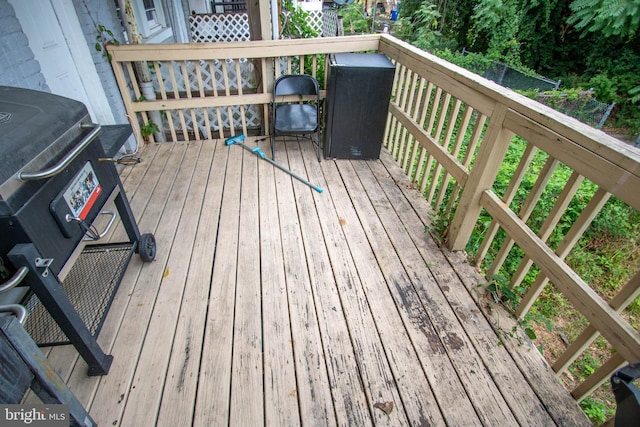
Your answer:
94,24 -> 119,61
433,48 -> 494,73
580,397 -> 614,425
392,0 -> 640,135
568,0 -> 640,39
395,3 -> 443,50
630,85 -> 640,104
281,0 -> 319,39
467,0 -> 523,64
140,120 -> 160,139
338,2 -> 373,34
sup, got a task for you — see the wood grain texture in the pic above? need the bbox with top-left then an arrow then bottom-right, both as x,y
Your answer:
48,139 -> 589,426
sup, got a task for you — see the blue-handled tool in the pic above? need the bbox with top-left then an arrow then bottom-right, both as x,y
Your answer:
225,134 -> 323,193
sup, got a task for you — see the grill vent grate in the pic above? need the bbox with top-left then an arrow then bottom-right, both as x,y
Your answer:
23,242 -> 135,346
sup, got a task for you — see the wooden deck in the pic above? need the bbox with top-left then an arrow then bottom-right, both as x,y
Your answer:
36,137 -> 590,426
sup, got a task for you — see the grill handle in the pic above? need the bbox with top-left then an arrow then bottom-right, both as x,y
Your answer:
0,304 -> 28,324
0,266 -> 28,294
83,210 -> 117,241
0,267 -> 29,325
19,123 -> 102,181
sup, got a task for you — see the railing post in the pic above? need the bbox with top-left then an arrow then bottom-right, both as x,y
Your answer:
597,101 -> 615,129
446,104 -> 513,251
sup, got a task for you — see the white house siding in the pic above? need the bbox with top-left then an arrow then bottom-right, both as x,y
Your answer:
0,0 -> 49,91
1,0 -> 136,152
71,0 -> 129,126
0,0 -> 195,152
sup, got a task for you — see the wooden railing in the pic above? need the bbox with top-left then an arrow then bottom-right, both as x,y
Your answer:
108,36 -> 378,142
108,34 -> 640,404
379,35 -> 640,403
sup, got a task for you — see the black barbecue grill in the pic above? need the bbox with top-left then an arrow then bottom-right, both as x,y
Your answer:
0,86 -> 155,375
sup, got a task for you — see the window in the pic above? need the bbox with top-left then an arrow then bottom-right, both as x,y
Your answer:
131,0 -> 173,43
143,0 -> 158,28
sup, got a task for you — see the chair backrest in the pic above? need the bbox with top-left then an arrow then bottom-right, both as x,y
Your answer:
274,74 -> 319,97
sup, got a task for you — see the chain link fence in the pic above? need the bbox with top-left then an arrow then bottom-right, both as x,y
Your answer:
536,92 -> 615,129
461,49 -> 615,129
482,62 -> 560,92
461,48 -> 560,92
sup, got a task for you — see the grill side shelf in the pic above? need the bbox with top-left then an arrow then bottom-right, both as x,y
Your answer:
98,124 -> 134,158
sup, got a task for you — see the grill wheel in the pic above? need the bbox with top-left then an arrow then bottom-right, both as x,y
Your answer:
138,233 -> 156,262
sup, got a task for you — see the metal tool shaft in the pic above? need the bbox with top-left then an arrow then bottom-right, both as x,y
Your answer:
225,135 -> 323,193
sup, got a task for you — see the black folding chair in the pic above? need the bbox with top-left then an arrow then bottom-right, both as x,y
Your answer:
270,74 -> 321,162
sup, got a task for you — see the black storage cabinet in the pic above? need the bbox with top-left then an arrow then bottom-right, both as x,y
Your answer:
323,53 -> 395,159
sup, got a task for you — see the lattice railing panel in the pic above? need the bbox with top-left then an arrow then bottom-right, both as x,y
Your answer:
305,11 -> 323,36
153,58 -> 260,132
189,13 -> 250,42
279,11 -> 342,37
164,105 -> 261,136
185,11 -> 340,130
190,11 -> 341,41
156,59 -> 257,92
322,11 -> 341,37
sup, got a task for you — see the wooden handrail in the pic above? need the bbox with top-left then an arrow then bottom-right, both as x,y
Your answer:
108,35 -> 380,61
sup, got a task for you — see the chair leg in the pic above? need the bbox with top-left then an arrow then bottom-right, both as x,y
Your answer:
270,134 -> 275,160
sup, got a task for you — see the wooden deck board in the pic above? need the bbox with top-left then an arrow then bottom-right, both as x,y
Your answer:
339,157 -> 518,426
157,139 -> 227,427
285,142 -> 380,426
376,149 -> 589,426
276,142 -> 337,425
194,140 -> 241,426
121,141 -> 209,426
369,154 -> 556,425
90,141 -> 191,425
230,141 -> 264,426
259,142 -> 300,427
40,138 -> 589,426
321,156 -> 466,426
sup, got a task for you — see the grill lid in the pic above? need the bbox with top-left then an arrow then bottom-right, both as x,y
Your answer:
0,86 -> 88,184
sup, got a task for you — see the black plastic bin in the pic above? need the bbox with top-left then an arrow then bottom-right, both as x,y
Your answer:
323,53 -> 395,159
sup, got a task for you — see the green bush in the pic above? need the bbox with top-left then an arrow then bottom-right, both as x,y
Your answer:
338,3 -> 371,35
281,0 -> 319,39
588,74 -> 616,103
580,397 -> 614,426
432,49 -> 493,75
396,3 -> 442,51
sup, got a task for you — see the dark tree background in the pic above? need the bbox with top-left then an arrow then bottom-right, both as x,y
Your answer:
394,0 -> 640,132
